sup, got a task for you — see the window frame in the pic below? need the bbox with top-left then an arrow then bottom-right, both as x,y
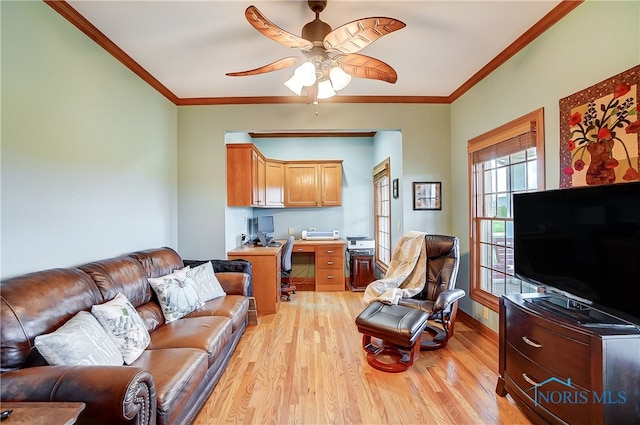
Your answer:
467,108 -> 545,312
373,158 -> 391,274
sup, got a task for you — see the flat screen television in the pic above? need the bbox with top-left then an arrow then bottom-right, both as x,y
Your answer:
513,181 -> 640,325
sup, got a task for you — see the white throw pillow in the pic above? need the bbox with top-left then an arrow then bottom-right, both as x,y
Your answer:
148,267 -> 205,323
34,311 -> 124,366
91,293 -> 151,365
189,261 -> 227,302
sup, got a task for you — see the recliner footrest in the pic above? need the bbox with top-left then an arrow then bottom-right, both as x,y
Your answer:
356,302 -> 429,348
355,302 -> 430,372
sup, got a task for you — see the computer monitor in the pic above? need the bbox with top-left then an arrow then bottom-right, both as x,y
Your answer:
257,215 -> 274,235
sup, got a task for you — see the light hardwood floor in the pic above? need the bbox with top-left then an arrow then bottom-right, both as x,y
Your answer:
193,291 -> 533,425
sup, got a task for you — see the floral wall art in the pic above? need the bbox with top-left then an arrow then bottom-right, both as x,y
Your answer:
560,65 -> 640,188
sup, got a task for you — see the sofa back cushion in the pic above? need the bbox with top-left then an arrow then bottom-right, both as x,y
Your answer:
79,256 -> 152,308
129,247 -> 184,279
0,268 -> 104,372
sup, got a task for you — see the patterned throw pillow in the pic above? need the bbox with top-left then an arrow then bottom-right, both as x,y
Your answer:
91,293 -> 151,365
34,311 -> 124,366
189,261 -> 227,302
148,267 -> 205,323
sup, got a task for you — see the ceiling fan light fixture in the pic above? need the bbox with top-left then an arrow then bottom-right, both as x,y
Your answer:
317,79 -> 336,99
296,61 -> 317,87
329,66 -> 351,91
284,75 -> 304,95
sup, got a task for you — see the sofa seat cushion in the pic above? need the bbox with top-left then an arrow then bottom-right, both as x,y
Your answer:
130,347 -> 208,425
185,295 -> 249,332
147,317 -> 232,366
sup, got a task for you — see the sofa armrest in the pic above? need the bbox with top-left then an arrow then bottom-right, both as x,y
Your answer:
216,272 -> 251,296
0,366 -> 156,425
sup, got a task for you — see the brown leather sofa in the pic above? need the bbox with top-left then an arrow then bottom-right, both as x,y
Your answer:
0,247 -> 251,425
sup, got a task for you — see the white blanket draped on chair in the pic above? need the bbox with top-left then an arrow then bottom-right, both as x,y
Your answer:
363,231 -> 427,305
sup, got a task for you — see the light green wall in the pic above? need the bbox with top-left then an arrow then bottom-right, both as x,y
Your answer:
451,0 -> 640,330
176,103 -> 452,261
0,1 -> 178,277
4,0 -> 636,328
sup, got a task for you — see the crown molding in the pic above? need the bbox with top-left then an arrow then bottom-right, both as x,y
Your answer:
46,0 -> 583,106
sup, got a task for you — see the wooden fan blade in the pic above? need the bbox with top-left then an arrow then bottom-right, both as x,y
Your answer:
245,5 -> 313,50
226,56 -> 302,77
323,17 -> 406,54
338,54 -> 398,83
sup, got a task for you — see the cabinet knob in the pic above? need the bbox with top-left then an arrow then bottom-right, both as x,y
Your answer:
522,336 -> 542,348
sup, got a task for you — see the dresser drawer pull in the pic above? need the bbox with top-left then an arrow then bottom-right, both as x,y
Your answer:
327,261 -> 334,265
522,373 -> 539,387
326,250 -> 334,254
327,275 -> 334,279
296,248 -> 305,252
522,336 -> 542,348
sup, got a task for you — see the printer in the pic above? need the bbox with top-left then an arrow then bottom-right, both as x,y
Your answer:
346,236 -> 375,254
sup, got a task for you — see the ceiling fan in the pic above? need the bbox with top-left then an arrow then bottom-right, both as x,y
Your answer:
226,1 -> 406,102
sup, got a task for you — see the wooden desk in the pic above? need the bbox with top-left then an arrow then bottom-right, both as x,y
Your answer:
291,240 -> 346,291
0,402 -> 85,425
227,239 -> 346,315
227,243 -> 283,315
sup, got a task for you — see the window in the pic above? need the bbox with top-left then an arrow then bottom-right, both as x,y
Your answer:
373,158 -> 391,272
467,109 -> 545,311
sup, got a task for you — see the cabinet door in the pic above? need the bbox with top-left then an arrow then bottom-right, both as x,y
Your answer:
265,160 -> 284,207
226,144 -> 253,206
252,151 -> 266,206
284,163 -> 319,207
320,163 -> 342,206
351,255 -> 375,289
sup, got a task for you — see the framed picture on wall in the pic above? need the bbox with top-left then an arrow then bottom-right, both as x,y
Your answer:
392,178 -> 399,199
413,182 -> 441,210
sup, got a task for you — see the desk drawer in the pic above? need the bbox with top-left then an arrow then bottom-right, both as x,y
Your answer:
316,269 -> 344,291
316,245 -> 343,256
317,254 -> 342,270
293,245 -> 315,253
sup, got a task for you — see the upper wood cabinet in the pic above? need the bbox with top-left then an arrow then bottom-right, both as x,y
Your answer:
284,161 -> 342,207
227,144 -> 266,207
265,160 -> 284,207
227,144 -> 342,208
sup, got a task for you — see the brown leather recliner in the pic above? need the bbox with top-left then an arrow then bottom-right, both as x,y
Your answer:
397,234 -> 465,350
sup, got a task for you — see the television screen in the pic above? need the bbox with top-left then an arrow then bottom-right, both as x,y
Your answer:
257,215 -> 274,234
513,182 -> 640,323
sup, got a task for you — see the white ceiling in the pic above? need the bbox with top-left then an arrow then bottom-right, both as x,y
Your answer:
66,0 -> 563,101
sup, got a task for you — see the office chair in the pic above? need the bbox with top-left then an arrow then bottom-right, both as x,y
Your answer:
281,235 -> 296,301
397,234 -> 465,350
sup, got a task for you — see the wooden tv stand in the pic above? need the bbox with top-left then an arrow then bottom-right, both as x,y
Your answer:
496,293 -> 640,425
